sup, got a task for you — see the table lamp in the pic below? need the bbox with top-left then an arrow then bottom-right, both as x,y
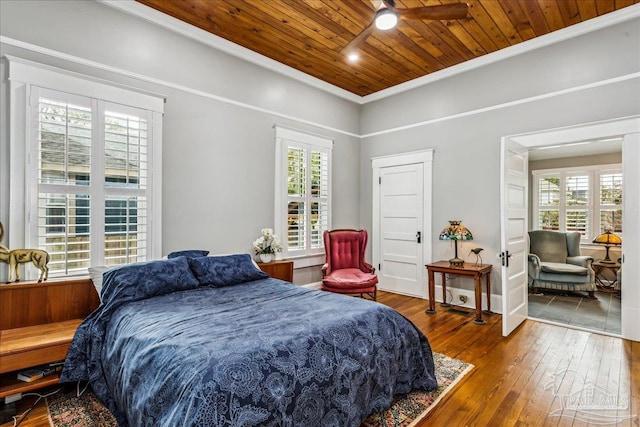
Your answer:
439,220 -> 473,266
592,230 -> 621,264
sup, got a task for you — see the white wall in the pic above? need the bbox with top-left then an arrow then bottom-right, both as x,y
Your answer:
0,0 -> 361,285
1,1 -> 638,292
359,17 -> 640,299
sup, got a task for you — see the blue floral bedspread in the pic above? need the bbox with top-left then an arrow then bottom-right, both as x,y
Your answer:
62,256 -> 437,426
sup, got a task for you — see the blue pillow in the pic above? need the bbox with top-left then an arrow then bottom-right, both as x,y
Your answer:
188,254 -> 269,287
101,257 -> 200,306
167,249 -> 210,259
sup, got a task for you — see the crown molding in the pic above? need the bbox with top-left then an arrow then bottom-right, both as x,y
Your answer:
2,36 -> 635,140
361,4 -> 640,103
360,72 -> 640,138
102,1 -> 639,106
2,34 -> 635,140
0,38 -> 360,138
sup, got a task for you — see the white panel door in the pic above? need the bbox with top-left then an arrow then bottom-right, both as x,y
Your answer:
378,163 -> 424,297
621,132 -> 640,342
500,138 -> 529,336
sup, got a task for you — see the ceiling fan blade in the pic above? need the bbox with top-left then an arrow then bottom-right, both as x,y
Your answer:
341,21 -> 376,54
396,3 -> 469,21
369,0 -> 384,10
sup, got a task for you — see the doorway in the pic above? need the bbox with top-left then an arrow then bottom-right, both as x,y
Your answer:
500,116 -> 640,341
527,139 -> 622,335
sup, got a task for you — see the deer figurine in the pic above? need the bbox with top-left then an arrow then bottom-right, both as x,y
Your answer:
0,222 -> 50,283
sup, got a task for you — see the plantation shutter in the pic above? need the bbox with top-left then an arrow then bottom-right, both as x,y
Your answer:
276,127 -> 332,258
36,93 -> 93,275
537,175 -> 560,230
599,172 -> 623,234
310,149 -> 329,249
533,166 -> 623,241
565,174 -> 589,236
32,87 -> 153,276
103,106 -> 150,266
287,146 -> 307,251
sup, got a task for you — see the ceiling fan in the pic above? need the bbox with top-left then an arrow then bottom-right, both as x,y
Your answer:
342,0 -> 469,56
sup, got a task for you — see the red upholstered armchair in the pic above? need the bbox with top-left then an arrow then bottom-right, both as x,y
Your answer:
321,229 -> 378,301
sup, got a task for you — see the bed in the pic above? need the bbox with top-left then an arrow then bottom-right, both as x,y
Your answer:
61,254 -> 437,426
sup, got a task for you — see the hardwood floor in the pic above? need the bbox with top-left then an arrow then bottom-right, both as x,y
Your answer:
378,291 -> 639,426
3,291 -> 638,426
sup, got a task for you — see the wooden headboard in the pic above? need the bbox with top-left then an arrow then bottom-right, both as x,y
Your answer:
0,278 -> 100,330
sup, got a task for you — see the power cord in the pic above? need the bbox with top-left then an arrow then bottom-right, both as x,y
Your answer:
76,381 -> 90,398
444,275 -> 471,309
445,288 -> 468,308
12,388 -> 61,427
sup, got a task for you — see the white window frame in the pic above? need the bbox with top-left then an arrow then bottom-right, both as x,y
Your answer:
5,56 -> 164,276
274,126 -> 332,266
532,163 -> 623,242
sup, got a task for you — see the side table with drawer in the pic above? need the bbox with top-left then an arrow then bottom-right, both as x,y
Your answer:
257,259 -> 294,283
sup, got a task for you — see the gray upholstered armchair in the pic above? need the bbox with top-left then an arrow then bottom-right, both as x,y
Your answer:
528,230 -> 596,298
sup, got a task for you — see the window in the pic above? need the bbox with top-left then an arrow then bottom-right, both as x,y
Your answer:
6,57 -> 163,279
275,127 -> 332,259
532,165 -> 622,241
30,88 -> 153,276
599,172 -> 623,233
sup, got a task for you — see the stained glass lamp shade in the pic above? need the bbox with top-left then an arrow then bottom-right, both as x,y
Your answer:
592,230 -> 621,264
439,220 -> 473,266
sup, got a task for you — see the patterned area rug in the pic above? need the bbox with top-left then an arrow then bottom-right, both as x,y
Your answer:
362,352 -> 473,427
47,389 -> 117,427
47,353 -> 472,427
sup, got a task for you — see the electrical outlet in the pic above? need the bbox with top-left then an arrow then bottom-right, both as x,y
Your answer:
459,295 -> 468,304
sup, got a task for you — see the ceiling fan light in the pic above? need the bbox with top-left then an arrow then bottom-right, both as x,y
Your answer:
374,8 -> 398,30
347,52 -> 360,62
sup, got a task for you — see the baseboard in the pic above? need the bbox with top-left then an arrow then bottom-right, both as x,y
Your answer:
302,281 -> 322,290
300,282 -> 503,314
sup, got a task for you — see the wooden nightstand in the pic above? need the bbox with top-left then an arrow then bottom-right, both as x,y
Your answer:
0,278 -> 99,400
257,259 -> 294,282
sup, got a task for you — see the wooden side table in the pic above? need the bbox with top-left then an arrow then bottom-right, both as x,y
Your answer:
591,261 -> 621,293
425,261 -> 493,325
257,259 -> 294,282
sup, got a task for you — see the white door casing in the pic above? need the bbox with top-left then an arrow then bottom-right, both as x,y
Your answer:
503,116 -> 640,341
500,138 -> 529,336
372,150 -> 433,299
621,131 -> 640,341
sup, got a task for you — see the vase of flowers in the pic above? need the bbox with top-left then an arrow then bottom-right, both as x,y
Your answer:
259,253 -> 273,263
253,228 -> 282,263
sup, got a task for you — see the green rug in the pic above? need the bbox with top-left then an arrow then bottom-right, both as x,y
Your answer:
47,353 -> 472,427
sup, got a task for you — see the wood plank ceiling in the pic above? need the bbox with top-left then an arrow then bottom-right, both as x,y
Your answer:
136,0 -> 639,97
